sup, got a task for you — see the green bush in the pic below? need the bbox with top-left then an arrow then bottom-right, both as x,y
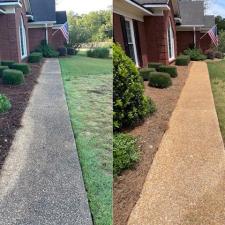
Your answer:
67,47 -> 78,55
87,47 -> 110,58
184,48 -> 207,61
149,72 -> 172,89
58,47 -> 67,56
10,63 -> 31,75
36,40 -> 59,58
113,133 -> 139,176
0,94 -> 11,113
205,49 -> 215,59
2,69 -> 24,85
215,51 -> 223,59
1,60 -> 16,67
158,65 -> 178,78
148,62 -> 163,70
175,55 -> 190,66
113,43 -> 156,130
0,66 -> 8,77
139,68 -> 156,81
29,52 -> 43,63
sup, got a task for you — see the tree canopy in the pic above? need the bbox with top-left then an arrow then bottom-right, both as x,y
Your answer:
68,10 -> 112,45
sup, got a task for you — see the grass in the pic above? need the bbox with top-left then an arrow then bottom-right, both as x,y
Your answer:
59,52 -> 112,225
208,60 -> 225,140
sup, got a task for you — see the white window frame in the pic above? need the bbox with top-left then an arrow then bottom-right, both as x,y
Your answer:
167,19 -> 175,62
19,16 -> 28,60
125,17 -> 139,67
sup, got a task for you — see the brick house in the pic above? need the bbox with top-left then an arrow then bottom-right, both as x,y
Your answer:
113,0 -> 215,67
0,0 -> 67,62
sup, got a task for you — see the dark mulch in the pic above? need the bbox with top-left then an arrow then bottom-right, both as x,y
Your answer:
113,65 -> 191,225
0,62 -> 43,169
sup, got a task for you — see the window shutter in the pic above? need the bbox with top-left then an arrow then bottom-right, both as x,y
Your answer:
133,20 -> 142,66
120,16 -> 130,57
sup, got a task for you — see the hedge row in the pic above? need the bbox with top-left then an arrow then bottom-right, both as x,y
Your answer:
0,61 -> 32,85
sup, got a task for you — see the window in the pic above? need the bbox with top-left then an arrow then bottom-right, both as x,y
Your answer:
19,16 -> 27,59
125,18 -> 139,66
167,19 -> 175,61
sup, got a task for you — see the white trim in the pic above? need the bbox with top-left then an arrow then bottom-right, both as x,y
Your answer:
114,8 -> 144,22
125,17 -> 139,67
29,21 -> 56,25
0,2 -> 22,7
167,19 -> 175,61
124,0 -> 153,15
178,25 -> 204,27
193,26 -> 196,47
19,16 -> 28,60
143,4 -> 170,10
0,9 -> 6,14
45,23 -> 49,44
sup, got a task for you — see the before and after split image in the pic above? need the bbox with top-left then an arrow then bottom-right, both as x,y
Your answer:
1,0 -> 225,224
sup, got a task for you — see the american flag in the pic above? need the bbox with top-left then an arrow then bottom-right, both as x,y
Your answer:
60,22 -> 69,43
207,25 -> 219,47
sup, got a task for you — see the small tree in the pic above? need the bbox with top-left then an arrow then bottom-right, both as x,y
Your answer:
217,30 -> 225,53
113,43 -> 156,130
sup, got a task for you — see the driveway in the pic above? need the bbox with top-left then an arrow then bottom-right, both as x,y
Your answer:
0,59 -> 93,225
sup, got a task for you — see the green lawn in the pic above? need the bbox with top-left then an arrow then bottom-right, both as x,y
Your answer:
208,60 -> 225,141
59,52 -> 112,225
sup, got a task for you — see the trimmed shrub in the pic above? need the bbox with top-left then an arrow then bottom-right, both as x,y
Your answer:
148,62 -> 163,70
58,47 -> 67,56
29,52 -> 43,63
0,66 -> 8,77
175,55 -> 190,66
148,72 -> 172,89
0,94 -> 11,113
113,133 -> 139,176
36,40 -> 59,58
184,48 -> 207,61
67,47 -> 78,55
1,60 -> 16,67
2,69 -> 24,85
11,63 -> 31,75
87,47 -> 110,58
139,68 -> 156,81
205,49 -> 215,59
215,51 -> 223,59
113,43 -> 156,130
158,65 -> 178,78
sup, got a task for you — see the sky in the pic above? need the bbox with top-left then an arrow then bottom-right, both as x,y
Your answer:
56,0 -> 112,14
206,0 -> 225,17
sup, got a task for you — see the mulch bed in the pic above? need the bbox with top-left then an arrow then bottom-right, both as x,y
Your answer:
113,64 -> 191,225
0,62 -> 43,170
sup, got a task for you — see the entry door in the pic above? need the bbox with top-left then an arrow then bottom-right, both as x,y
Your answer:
125,18 -> 139,66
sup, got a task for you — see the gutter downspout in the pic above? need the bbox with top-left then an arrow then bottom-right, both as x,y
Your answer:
45,23 -> 49,44
194,26 -> 196,48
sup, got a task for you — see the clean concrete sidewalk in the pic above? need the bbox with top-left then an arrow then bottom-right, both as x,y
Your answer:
0,59 -> 93,225
128,62 -> 225,225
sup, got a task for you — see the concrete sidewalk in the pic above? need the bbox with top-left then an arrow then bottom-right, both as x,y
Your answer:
0,59 -> 93,225
128,62 -> 225,225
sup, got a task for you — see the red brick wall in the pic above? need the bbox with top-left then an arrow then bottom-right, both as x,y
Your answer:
200,34 -> 213,52
113,0 -> 177,66
51,30 -> 66,49
137,21 -> 148,67
144,7 -> 177,65
29,27 -> 66,52
0,0 -> 29,62
113,13 -> 125,49
177,31 -> 202,54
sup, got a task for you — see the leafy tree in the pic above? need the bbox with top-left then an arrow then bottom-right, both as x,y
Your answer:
218,30 -> 225,53
67,10 -> 112,45
216,16 -> 225,32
